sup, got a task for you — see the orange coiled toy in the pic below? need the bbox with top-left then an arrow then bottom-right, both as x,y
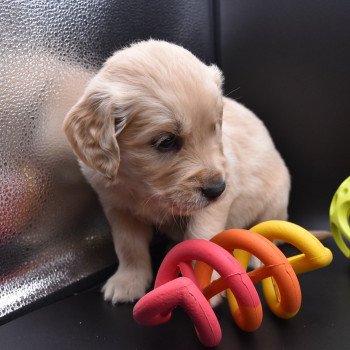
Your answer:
195,228 -> 301,319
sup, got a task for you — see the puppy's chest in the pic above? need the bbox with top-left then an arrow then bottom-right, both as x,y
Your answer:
156,217 -> 189,242
102,185 -> 140,213
100,185 -> 163,223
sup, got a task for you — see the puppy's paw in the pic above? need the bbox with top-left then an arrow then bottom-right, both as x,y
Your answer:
249,255 -> 263,270
210,292 -> 226,308
102,269 -> 152,304
209,270 -> 226,308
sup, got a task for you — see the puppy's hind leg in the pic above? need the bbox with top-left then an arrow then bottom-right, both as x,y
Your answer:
102,208 -> 153,304
248,190 -> 289,268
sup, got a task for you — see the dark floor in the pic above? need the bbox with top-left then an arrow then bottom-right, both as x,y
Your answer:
1,237 -> 349,350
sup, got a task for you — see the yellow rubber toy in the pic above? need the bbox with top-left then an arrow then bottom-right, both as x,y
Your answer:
330,176 -> 350,258
230,220 -> 333,318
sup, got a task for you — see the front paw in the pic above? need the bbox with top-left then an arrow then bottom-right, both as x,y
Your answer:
209,270 -> 226,308
102,269 -> 152,304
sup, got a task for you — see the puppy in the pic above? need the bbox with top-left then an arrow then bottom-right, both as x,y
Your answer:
63,39 -> 290,304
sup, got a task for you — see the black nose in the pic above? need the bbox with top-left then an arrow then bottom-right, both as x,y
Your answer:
201,181 -> 226,200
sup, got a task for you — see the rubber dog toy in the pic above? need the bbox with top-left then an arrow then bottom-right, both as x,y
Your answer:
330,176 -> 350,258
133,239 -> 262,347
133,277 -> 221,346
133,221 -> 332,347
194,227 -> 301,319
224,221 -> 333,318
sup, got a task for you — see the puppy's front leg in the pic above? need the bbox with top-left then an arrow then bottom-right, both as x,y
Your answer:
186,199 -> 230,241
102,209 -> 153,304
186,200 -> 230,307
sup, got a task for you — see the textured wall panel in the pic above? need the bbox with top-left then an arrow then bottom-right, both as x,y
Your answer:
217,0 -> 350,228
0,0 -> 215,323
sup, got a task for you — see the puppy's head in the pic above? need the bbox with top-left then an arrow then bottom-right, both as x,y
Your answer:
64,40 -> 227,217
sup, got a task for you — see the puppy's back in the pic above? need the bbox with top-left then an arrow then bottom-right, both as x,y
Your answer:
222,97 -> 290,228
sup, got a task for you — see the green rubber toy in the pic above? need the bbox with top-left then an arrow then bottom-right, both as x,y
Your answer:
330,176 -> 350,258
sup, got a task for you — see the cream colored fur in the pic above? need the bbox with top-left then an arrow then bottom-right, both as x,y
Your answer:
63,40 -> 290,304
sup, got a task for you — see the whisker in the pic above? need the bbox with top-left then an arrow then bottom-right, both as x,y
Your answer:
158,205 -> 169,228
141,192 -> 161,212
224,86 -> 241,98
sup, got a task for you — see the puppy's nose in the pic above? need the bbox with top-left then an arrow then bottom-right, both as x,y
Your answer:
201,181 -> 226,200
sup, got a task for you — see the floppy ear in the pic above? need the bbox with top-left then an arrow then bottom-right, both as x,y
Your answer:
63,88 -> 125,182
208,64 -> 224,89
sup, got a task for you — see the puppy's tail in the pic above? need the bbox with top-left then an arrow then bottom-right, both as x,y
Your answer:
309,230 -> 332,240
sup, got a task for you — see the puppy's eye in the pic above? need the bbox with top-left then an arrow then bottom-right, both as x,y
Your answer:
153,134 -> 181,152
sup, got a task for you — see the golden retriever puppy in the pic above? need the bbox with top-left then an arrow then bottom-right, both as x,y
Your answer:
63,40 -> 290,304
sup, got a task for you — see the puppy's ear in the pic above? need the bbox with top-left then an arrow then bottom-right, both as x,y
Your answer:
209,64 -> 224,88
63,88 -> 125,182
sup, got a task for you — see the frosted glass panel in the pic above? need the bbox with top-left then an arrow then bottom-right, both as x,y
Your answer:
0,0 -> 116,323
0,0 -> 215,323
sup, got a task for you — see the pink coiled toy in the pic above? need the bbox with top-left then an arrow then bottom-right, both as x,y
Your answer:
133,221 -> 332,347
133,239 -> 262,347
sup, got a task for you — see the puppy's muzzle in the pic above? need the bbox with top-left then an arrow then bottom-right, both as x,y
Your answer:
201,180 -> 226,200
